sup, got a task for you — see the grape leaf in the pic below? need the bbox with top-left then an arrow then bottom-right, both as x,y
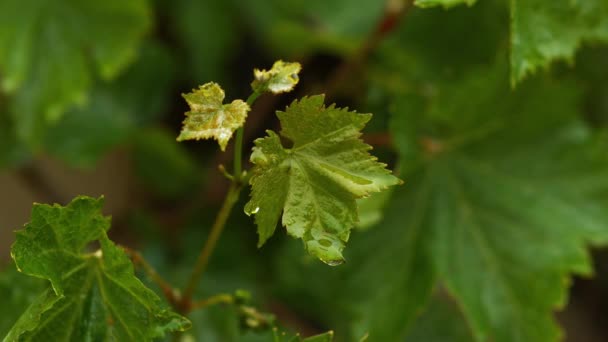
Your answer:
510,0 -> 608,83
0,265 -> 45,338
177,82 -> 250,151
168,0 -> 239,85
411,0 -> 608,84
251,61 -> 302,94
44,42 -> 176,167
386,62 -> 608,342
245,95 -> 400,265
404,296 -> 475,342
239,0 -> 384,57
6,196 -> 190,341
0,0 -> 150,143
264,329 -> 333,342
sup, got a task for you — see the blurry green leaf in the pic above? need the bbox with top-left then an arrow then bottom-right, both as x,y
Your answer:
414,0 -> 476,9
239,0 -> 384,57
355,190 -> 393,230
0,265 -> 45,338
44,42 -> 176,167
169,0 -> 239,84
6,196 -> 190,341
252,61 -> 302,95
383,0 -> 506,78
0,111 -> 29,168
411,0 -> 608,84
245,95 -> 400,265
133,127 -> 201,199
280,330 -> 334,342
387,62 -> 608,342
178,83 -> 250,151
511,0 -> 608,84
403,296 -> 475,342
0,0 -> 151,143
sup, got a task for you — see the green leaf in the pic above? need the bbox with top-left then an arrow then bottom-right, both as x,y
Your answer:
388,62 -> 608,342
0,265 -> 45,338
177,82 -> 250,151
6,196 -> 190,341
511,0 -> 608,84
0,111 -> 29,168
245,95 -> 400,265
0,0 -> 151,143
411,0 -> 608,84
404,296 -> 475,342
168,0 -> 239,84
238,0 -> 384,57
355,190 -> 393,230
44,42 -> 176,167
252,61 -> 302,94
270,329 -> 334,342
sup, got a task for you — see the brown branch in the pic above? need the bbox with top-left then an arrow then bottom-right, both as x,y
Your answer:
123,246 -> 181,308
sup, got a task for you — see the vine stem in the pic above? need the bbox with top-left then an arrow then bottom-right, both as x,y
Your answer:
190,293 -> 234,311
180,182 -> 241,311
179,90 -> 262,313
124,247 -> 180,307
233,91 -> 262,180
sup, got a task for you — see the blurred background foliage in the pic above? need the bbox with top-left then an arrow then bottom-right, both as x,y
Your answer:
1,0 -> 608,341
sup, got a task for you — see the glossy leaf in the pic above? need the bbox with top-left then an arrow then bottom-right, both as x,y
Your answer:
6,196 -> 190,341
245,95 -> 400,265
177,82 -> 250,151
251,61 -> 302,94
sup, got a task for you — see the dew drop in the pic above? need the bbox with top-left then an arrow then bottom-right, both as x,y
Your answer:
323,259 -> 345,267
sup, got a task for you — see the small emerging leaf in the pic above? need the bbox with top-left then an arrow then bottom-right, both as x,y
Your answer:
6,196 -> 190,341
251,61 -> 302,94
245,95 -> 401,265
177,82 -> 250,150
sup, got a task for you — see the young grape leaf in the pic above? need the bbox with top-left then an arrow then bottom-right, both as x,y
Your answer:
177,82 -> 250,151
384,62 -> 608,342
251,61 -> 302,94
0,0 -> 151,143
245,95 -> 401,265
6,196 -> 190,341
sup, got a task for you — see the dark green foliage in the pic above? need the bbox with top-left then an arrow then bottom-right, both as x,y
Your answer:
1,0 -> 608,341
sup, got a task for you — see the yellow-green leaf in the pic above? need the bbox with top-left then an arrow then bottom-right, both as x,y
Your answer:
251,61 -> 302,94
177,82 -> 250,151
